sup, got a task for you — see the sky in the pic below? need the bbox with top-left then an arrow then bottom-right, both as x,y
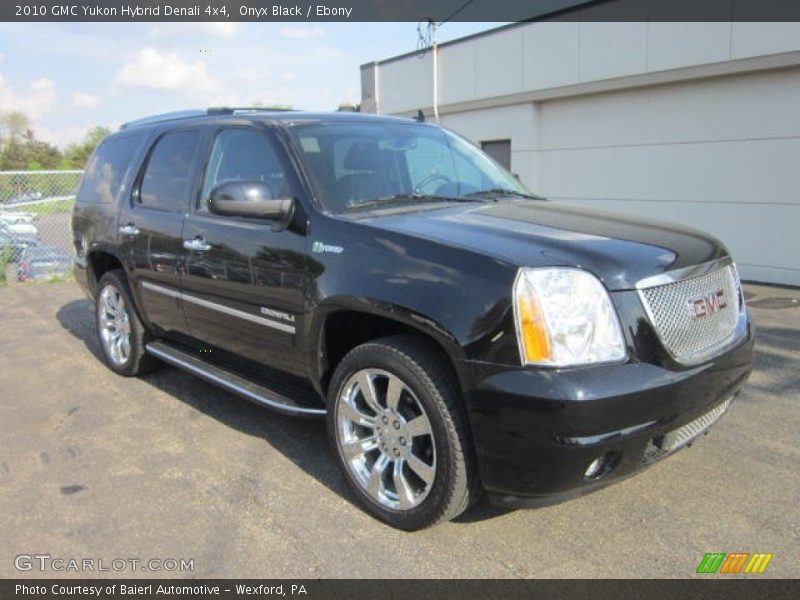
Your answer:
0,21 -> 502,148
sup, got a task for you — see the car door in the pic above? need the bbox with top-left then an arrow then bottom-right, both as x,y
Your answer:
180,125 -> 309,376
119,127 -> 209,336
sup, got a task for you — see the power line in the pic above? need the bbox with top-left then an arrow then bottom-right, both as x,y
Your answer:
441,0 -> 477,24
417,0 -> 478,54
416,19 -> 434,53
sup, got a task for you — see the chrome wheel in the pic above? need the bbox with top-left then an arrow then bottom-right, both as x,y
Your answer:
336,368 -> 436,511
98,284 -> 131,366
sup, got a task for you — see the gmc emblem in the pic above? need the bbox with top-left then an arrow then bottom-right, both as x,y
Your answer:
690,289 -> 727,318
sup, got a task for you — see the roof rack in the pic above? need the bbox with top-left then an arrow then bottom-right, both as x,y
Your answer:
120,107 -> 297,130
206,106 -> 296,116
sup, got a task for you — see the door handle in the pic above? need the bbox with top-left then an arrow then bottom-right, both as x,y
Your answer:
183,237 -> 212,252
118,223 -> 140,236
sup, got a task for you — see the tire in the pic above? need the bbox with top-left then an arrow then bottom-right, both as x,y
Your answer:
327,335 -> 477,530
95,269 -> 159,377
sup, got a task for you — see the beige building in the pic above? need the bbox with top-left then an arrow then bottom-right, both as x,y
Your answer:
361,22 -> 800,286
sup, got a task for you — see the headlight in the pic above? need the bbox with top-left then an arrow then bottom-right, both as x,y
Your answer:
513,267 -> 627,367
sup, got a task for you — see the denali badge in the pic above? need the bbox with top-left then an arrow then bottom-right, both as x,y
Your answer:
689,289 -> 727,319
260,307 -> 296,323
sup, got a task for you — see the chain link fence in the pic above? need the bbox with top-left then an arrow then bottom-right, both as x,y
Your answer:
0,170 -> 83,286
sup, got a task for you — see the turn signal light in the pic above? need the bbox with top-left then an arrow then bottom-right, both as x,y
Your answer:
516,286 -> 551,363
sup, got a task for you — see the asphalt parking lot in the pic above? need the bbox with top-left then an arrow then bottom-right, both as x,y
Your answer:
0,282 -> 797,578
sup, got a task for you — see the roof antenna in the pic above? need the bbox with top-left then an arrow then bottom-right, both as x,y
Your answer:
415,109 -> 425,123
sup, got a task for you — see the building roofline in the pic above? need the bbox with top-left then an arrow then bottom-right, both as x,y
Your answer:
359,0 -> 599,70
359,22 -> 521,70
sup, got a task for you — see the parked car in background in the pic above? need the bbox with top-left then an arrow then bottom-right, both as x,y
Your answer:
0,228 -> 38,263
8,191 -> 43,204
0,210 -> 38,225
16,245 -> 73,282
0,219 -> 38,238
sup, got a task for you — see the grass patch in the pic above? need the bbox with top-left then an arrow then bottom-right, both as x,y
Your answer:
1,196 -> 76,216
44,272 -> 76,284
0,247 -> 12,287
14,197 -> 76,216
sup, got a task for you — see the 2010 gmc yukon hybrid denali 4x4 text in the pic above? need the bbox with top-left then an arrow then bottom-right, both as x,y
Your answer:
72,108 -> 754,530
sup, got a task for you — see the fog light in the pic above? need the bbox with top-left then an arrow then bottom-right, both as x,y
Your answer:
584,452 -> 618,480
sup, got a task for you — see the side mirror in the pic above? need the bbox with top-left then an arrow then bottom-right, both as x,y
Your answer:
208,181 -> 294,224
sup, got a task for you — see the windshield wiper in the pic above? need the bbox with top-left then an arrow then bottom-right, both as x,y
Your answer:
347,193 -> 486,212
464,188 -> 546,201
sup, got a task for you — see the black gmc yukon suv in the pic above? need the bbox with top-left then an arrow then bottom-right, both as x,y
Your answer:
72,108 -> 754,530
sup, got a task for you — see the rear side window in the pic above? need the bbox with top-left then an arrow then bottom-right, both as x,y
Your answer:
138,130 -> 202,213
78,135 -> 142,204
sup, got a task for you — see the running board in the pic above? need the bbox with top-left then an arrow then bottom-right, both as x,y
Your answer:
145,341 -> 326,417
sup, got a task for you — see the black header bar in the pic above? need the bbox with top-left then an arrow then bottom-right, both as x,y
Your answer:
2,0 -> 800,22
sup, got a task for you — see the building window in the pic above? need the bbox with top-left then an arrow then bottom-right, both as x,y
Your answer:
480,139 -> 511,171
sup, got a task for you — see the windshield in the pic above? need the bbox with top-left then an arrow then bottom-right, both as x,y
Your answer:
288,122 -> 534,213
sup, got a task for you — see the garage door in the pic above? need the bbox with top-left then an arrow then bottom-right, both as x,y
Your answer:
536,67 -> 800,286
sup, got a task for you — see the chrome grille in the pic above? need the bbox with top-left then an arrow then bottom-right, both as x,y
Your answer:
641,397 -> 734,465
638,261 -> 742,365
660,397 -> 733,452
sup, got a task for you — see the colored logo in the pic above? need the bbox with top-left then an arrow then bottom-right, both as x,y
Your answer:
689,289 -> 727,318
696,552 -> 773,574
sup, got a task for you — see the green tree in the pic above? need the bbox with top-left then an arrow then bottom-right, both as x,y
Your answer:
24,139 -> 62,170
0,111 -> 31,141
0,113 -> 112,172
0,138 -> 26,170
0,131 -> 61,171
60,126 -> 111,169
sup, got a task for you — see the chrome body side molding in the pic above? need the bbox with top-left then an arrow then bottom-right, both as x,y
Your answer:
141,280 -> 296,334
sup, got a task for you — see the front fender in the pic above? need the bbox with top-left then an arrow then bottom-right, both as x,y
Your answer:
307,295 -> 465,382
303,214 -> 524,394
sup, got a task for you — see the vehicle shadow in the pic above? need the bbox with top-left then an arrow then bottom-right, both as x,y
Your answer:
747,324 -> 800,396
56,298 -> 514,525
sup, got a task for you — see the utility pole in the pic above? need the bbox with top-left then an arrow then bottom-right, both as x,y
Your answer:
431,20 -> 440,123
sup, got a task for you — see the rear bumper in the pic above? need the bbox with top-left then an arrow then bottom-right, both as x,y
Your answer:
461,322 -> 755,508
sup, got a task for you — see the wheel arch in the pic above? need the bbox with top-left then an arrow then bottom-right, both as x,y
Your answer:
86,248 -> 151,330
311,299 -> 467,401
86,247 -> 126,296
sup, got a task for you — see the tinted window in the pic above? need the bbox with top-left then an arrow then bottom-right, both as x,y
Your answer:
78,134 -> 142,204
405,136 -> 457,190
200,129 -> 289,210
290,123 -> 529,213
139,130 -> 201,212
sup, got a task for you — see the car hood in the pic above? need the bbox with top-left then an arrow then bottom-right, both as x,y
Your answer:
357,200 -> 728,291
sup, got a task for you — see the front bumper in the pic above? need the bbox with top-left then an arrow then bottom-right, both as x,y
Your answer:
461,322 -> 754,508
